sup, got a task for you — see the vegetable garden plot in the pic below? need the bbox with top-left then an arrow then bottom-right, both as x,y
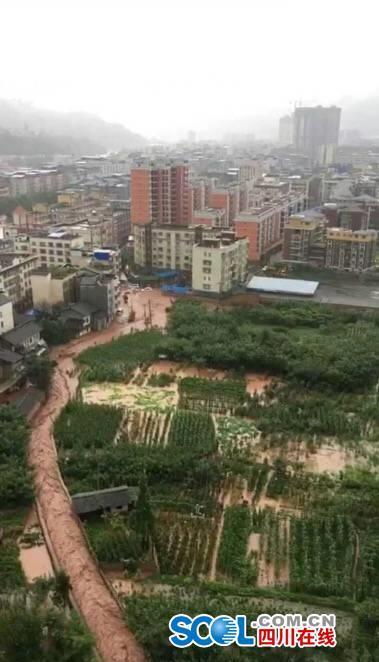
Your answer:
155,512 -> 217,577
179,377 -> 247,414
54,401 -> 123,450
123,409 -> 172,447
289,513 -> 356,598
216,415 -> 259,458
217,505 -> 252,580
167,410 -> 216,454
78,329 -> 163,382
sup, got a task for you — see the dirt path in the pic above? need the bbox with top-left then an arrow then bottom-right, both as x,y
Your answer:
29,290 -> 168,662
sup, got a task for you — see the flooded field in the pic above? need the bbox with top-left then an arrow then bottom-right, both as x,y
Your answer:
257,440 -> 358,474
83,381 -> 178,410
148,360 -> 228,381
245,373 -> 272,395
18,508 -> 54,583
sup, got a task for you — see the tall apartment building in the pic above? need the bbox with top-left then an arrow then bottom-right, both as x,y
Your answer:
191,179 -> 213,210
192,233 -> 248,295
131,162 -> 192,227
209,185 -> 242,225
234,206 -> 282,261
325,228 -> 377,272
278,115 -> 293,145
282,214 -> 326,264
0,177 -> 10,197
293,106 -> 341,165
0,253 -> 39,308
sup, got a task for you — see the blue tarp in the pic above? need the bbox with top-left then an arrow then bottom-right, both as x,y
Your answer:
161,285 -> 191,295
153,270 -> 178,279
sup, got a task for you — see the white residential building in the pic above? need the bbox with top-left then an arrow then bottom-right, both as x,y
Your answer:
192,234 -> 248,294
30,231 -> 82,267
0,253 -> 39,307
0,294 -> 15,333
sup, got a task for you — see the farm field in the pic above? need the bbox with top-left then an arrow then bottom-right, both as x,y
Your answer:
58,300 -> 379,661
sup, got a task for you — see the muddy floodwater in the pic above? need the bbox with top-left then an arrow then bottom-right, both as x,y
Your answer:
28,289 -> 170,662
18,508 -> 54,583
245,374 -> 272,395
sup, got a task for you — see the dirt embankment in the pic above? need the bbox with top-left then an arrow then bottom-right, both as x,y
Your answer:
29,291 -> 168,662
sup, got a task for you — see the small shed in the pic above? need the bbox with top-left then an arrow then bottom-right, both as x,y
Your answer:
71,485 -> 139,518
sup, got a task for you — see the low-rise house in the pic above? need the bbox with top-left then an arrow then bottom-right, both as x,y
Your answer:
0,320 -> 42,355
72,485 -> 139,518
58,302 -> 97,336
0,349 -> 25,393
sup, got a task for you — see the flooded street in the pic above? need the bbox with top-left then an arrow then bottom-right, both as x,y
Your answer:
28,289 -> 168,662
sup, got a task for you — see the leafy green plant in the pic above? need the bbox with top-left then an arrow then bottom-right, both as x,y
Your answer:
218,505 -> 252,580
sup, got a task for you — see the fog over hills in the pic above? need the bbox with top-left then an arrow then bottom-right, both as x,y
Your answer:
0,99 -> 146,154
340,96 -> 379,138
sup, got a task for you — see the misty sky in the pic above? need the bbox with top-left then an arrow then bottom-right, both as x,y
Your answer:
2,0 -> 379,140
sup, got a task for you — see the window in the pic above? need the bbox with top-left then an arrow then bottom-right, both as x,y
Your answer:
203,284 -> 211,290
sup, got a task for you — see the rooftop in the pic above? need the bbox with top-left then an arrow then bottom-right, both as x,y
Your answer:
31,265 -> 77,279
1,321 -> 40,346
247,276 -> 319,296
72,485 -> 139,515
0,349 -> 23,364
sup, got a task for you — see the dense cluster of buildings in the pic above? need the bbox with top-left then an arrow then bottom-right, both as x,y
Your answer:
130,159 -> 312,292
129,132 -> 378,290
0,105 -> 378,392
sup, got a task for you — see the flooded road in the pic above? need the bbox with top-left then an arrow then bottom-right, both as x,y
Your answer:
29,290 -> 168,662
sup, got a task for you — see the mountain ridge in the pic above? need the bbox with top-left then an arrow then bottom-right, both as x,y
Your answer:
0,99 -> 146,154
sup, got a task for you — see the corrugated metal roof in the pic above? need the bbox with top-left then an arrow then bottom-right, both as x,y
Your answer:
72,485 -> 139,515
247,276 -> 319,296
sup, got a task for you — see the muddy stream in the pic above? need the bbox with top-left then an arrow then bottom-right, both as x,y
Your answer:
28,290 -> 168,662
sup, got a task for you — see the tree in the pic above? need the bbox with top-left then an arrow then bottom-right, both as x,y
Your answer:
133,473 -> 155,553
40,319 -> 73,345
26,356 -> 53,392
52,570 -> 71,609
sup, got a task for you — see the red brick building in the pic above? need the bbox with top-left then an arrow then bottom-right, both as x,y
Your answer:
131,162 -> 192,227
